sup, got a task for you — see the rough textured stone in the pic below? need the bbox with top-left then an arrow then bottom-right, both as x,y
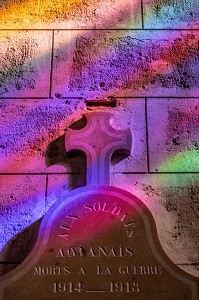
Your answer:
0,0 -> 142,29
0,175 -> 45,258
0,31 -> 52,98
112,173 -> 199,277
110,99 -> 147,173
52,30 -> 199,98
0,221 -> 42,275
0,99 -> 85,173
46,174 -> 69,210
147,98 -> 199,172
143,0 -> 199,29
0,98 -> 147,173
46,172 -> 88,210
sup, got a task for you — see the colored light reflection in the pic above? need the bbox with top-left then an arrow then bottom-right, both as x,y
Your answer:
0,0 -> 141,29
53,30 -> 199,98
0,0 -> 198,269
158,150 -> 199,173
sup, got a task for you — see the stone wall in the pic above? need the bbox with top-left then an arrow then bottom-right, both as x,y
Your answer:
0,0 -> 198,277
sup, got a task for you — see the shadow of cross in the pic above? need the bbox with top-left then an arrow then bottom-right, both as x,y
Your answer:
65,112 -> 132,185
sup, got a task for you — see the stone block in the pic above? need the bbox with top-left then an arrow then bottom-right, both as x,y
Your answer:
143,0 -> 199,29
0,0 -> 142,29
0,31 -> 52,98
0,98 -> 85,173
0,98 -> 146,173
112,173 -> 199,276
147,98 -> 199,172
110,98 -> 147,172
0,175 -> 45,261
52,30 -> 199,98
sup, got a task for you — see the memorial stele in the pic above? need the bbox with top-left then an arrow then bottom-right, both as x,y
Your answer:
0,111 -> 198,300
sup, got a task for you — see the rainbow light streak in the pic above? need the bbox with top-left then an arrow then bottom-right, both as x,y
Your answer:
144,0 -> 199,29
0,175 -> 46,252
53,30 -> 199,98
0,31 -> 52,98
0,0 -> 85,28
0,98 -> 85,176
158,150 -> 199,173
0,0 -> 141,29
0,0 -> 199,255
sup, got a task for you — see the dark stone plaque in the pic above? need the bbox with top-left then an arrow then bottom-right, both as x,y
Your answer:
0,186 -> 198,299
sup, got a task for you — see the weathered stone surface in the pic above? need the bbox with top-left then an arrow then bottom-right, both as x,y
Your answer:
0,0 -> 141,29
112,173 -> 199,277
0,98 -> 147,173
45,165 -> 68,174
0,175 -> 45,259
1,186 -> 198,299
147,98 -> 199,172
0,31 -> 52,98
52,30 -> 199,98
46,172 -> 88,211
110,99 -> 147,173
46,174 -> 69,210
0,221 -> 42,275
143,0 -> 199,29
0,99 -> 85,173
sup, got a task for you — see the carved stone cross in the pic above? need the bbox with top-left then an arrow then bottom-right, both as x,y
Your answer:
65,112 -> 132,185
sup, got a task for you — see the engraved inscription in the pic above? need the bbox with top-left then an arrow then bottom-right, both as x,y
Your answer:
124,218 -> 137,237
53,282 -> 84,294
84,201 -> 137,237
110,281 -> 140,293
33,264 -> 162,277
84,201 -> 127,222
59,213 -> 79,241
56,246 -> 134,258
2,188 -> 196,300
118,265 -> 162,275
47,198 -> 165,296
52,281 -> 141,294
33,266 -> 70,276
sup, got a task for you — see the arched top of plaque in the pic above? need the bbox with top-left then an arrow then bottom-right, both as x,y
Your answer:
0,185 -> 198,300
